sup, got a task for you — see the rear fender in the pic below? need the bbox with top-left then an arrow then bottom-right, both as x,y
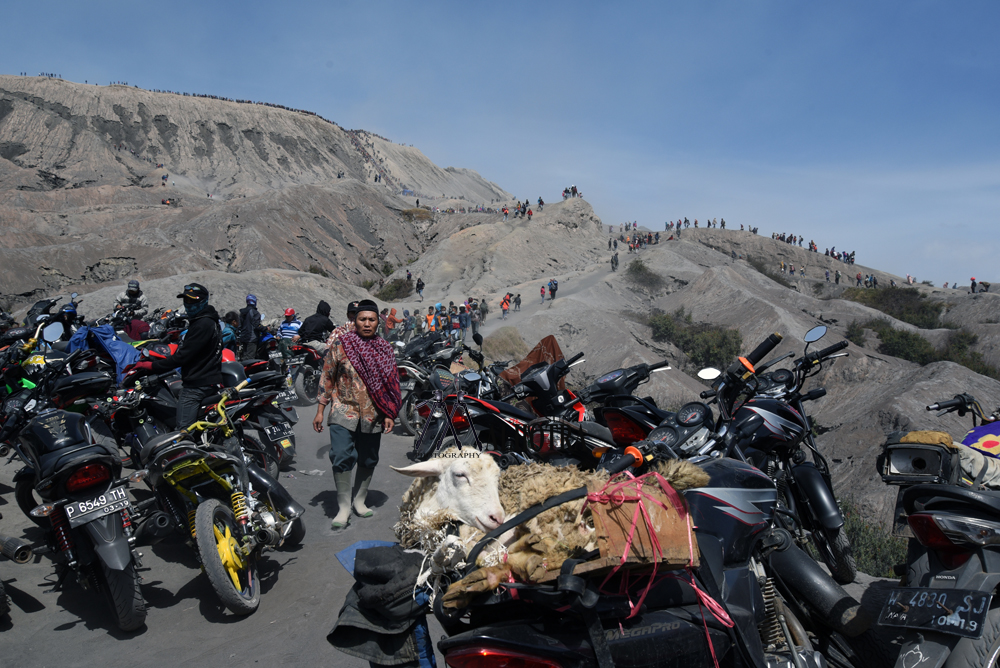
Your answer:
13,466 -> 36,483
791,462 -> 844,530
81,513 -> 131,571
892,634 -> 955,668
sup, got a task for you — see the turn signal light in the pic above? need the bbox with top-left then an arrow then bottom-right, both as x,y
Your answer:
66,463 -> 112,492
30,503 -> 56,518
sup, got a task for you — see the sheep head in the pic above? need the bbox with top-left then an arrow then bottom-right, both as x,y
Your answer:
392,448 -> 506,533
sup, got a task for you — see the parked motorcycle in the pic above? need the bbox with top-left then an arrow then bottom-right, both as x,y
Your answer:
132,382 -> 305,615
2,326 -> 147,631
875,393 -> 1000,667
711,325 -> 857,584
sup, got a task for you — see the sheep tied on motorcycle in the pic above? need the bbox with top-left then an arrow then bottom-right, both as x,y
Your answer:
0,319 -> 307,630
382,328 -> 886,668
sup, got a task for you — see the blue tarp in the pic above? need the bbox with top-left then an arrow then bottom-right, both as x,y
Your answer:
67,324 -> 140,384
335,540 -> 396,575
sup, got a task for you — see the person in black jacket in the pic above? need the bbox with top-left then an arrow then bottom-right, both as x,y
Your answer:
134,283 -> 223,428
294,300 -> 334,351
238,294 -> 263,360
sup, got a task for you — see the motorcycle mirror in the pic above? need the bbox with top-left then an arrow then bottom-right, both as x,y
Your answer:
41,321 -> 65,343
473,332 -> 484,347
803,325 -> 827,344
697,367 -> 722,381
71,292 -> 78,299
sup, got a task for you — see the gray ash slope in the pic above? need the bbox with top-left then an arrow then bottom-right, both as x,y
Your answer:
0,76 -> 511,305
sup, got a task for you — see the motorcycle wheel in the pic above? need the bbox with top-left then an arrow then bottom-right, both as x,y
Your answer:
195,498 -> 260,615
398,391 -> 425,437
945,605 -> 1000,667
242,434 -> 279,479
812,525 -> 857,585
98,560 -> 147,632
15,478 -> 48,527
293,368 -> 319,405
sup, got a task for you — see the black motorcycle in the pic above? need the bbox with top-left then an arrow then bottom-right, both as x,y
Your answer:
875,393 -> 1000,667
3,337 -> 147,631
702,325 -> 856,584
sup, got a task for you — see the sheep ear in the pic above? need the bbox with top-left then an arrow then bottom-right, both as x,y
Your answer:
391,460 -> 445,478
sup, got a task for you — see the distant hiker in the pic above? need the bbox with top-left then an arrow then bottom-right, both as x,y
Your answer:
514,294 -> 521,312
239,294 -> 263,360
501,294 -> 511,320
415,277 -> 424,301
835,269 -> 841,285
856,272 -> 863,287
540,285 -> 546,304
406,270 -> 412,282
971,278 -> 978,294
527,209 -> 533,220
608,238 -> 612,250
825,269 -> 830,282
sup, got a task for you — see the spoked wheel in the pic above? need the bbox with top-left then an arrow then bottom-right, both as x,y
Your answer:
195,498 -> 259,615
812,525 -> 857,585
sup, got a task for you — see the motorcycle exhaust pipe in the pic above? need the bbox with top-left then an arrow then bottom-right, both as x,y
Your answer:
134,511 -> 175,546
255,527 -> 281,546
768,544 -> 872,638
0,533 -> 33,564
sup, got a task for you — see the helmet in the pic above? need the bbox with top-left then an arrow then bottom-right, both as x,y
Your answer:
284,308 -> 295,317
61,302 -> 77,314
246,294 -> 257,306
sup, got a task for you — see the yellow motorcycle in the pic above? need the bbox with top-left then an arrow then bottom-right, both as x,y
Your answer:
133,381 -> 305,615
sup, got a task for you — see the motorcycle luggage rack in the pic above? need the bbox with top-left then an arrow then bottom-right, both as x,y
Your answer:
524,417 -> 603,456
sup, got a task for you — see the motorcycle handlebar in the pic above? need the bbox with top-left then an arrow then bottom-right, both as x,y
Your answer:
566,352 -> 585,366
746,333 -> 783,366
700,389 -> 717,399
928,396 -> 967,412
801,388 -> 827,402
650,360 -> 670,371
604,452 -> 638,474
800,340 -> 849,367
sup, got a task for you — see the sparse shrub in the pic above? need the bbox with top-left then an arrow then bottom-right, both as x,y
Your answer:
747,255 -> 794,289
376,278 -> 413,301
381,262 -> 394,276
921,280 -> 934,287
841,498 -> 907,578
842,287 -> 944,329
625,258 -> 665,291
863,319 -> 1000,380
812,283 -> 824,296
845,320 -> 866,347
649,307 -> 742,370
307,264 -> 329,278
401,208 -> 432,222
360,279 -> 375,289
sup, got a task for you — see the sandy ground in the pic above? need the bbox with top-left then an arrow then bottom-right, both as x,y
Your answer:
0,421 -> 451,667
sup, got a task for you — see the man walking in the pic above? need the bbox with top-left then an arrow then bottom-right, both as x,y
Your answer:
239,294 -> 263,360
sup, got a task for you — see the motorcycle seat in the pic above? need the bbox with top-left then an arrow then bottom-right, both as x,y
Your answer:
139,431 -> 190,466
51,340 -> 70,352
902,483 -> 1000,516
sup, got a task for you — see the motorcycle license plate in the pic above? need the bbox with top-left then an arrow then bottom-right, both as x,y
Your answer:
64,486 -> 130,528
269,351 -> 283,361
289,355 -> 307,365
400,381 -> 415,390
879,587 -> 991,639
276,389 -> 297,404
264,422 -> 293,440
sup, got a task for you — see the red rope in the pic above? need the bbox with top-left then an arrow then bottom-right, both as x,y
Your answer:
584,470 -> 732,667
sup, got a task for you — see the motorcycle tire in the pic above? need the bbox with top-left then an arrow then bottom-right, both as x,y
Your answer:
15,478 -> 47,527
812,525 -> 857,585
0,580 -> 8,619
98,560 -> 147,632
944,605 -> 1000,667
242,434 -> 279,480
398,391 -> 425,437
293,368 -> 319,406
195,498 -> 260,616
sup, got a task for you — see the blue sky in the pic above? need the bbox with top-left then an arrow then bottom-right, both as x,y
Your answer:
4,1 -> 998,285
